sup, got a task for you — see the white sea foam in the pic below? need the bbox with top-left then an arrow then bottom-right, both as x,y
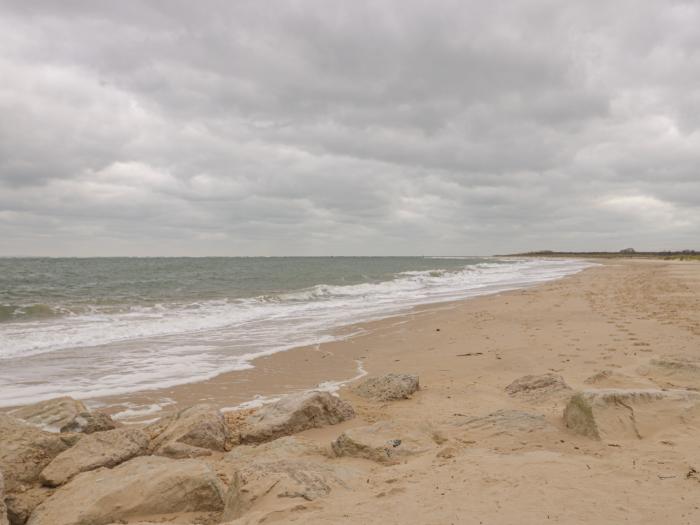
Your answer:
0,258 -> 594,406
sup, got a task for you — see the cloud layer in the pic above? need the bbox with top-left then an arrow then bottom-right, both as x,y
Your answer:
1,0 -> 699,255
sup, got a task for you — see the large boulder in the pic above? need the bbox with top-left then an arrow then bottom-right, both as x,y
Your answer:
564,389 -> 700,440
27,457 -> 225,525
505,373 -> 571,402
352,373 -> 420,402
59,411 -> 117,434
1,471 -> 8,525
239,391 -> 355,444
147,404 -> 230,454
40,428 -> 149,487
0,414 -> 78,492
9,398 -> 87,433
331,421 -> 434,465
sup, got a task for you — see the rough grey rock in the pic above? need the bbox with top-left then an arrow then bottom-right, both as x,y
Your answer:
148,404 -> 230,453
1,470 -> 8,525
27,456 -> 225,525
0,414 -> 78,492
9,398 -> 87,433
59,412 -> 117,434
332,421 -> 433,465
239,391 -> 355,444
352,373 -> 420,401
505,373 -> 571,401
40,428 -> 149,487
564,389 -> 700,440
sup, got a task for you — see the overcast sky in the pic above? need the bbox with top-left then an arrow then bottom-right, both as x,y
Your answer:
1,1 -> 698,256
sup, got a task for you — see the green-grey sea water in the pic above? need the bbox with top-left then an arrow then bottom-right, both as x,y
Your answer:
0,256 -> 591,407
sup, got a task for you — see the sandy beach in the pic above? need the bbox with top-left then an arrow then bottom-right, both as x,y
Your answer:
4,258 -> 700,525
104,258 -> 700,523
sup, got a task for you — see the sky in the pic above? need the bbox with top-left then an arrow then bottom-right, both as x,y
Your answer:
1,0 -> 699,256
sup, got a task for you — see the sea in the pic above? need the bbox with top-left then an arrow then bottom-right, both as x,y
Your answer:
0,256 -> 591,407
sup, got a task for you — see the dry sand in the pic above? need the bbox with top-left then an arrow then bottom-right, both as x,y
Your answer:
102,259 -> 700,524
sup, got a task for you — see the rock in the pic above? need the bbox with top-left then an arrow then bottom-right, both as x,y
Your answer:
156,441 -> 213,459
148,404 -> 230,453
9,398 -> 87,433
27,456 -> 225,525
638,357 -> 700,389
239,391 -> 355,444
224,459 -> 358,520
4,487 -> 53,525
352,373 -> 420,401
221,436 -> 358,520
225,436 -> 325,465
59,412 -> 117,434
0,414 -> 78,492
1,471 -> 8,525
40,428 -> 149,487
505,373 -> 571,401
564,389 -> 700,440
331,421 -> 434,465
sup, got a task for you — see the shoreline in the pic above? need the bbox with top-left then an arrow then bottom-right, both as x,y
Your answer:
93,259 -> 599,422
4,257 -> 700,524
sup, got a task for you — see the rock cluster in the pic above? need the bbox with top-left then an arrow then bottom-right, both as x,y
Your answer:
0,390 -> 359,525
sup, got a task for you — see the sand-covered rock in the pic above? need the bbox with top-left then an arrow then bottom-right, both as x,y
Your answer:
4,486 -> 52,525
9,398 -> 87,433
584,369 -> 653,389
59,411 -> 117,434
454,409 -> 557,441
564,389 -> 700,440
223,459 -> 358,521
225,436 -> 325,465
505,373 -> 571,401
352,373 -> 420,401
0,414 -> 78,492
40,428 -> 149,487
220,435 -> 358,521
148,404 -> 230,454
638,357 -> 700,389
27,456 -> 225,525
155,441 -> 213,459
239,391 -> 355,444
332,421 -> 434,464
1,471 -> 8,525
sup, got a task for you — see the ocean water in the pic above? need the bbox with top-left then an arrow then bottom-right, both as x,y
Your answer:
0,256 -> 591,407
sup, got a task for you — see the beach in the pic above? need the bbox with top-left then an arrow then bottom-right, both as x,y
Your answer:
3,258 -> 700,525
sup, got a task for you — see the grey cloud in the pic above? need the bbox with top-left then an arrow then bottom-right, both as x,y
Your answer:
0,0 -> 698,255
